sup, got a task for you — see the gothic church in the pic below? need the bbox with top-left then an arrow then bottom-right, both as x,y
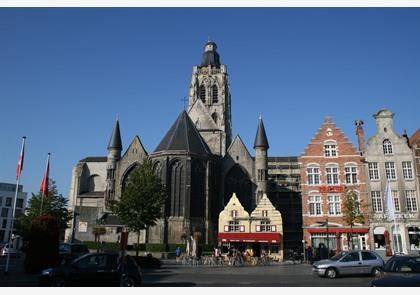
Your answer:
66,41 -> 270,245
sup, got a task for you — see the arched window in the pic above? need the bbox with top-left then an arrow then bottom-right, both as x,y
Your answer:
212,85 -> 218,103
199,85 -> 206,103
211,112 -> 218,125
383,139 -> 393,155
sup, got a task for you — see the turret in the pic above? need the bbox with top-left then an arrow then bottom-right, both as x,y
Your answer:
254,114 -> 269,204
105,119 -> 122,208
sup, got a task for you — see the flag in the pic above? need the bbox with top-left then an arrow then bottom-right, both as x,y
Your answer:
385,180 -> 395,222
40,154 -> 50,198
16,137 -> 26,180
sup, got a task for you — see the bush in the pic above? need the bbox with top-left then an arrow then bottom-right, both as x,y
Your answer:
83,241 -> 119,251
24,215 -> 60,274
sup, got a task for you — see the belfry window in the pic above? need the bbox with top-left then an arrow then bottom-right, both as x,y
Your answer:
200,85 -> 206,103
212,85 -> 218,103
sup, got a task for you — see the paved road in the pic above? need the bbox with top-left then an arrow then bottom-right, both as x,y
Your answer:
142,262 -> 375,287
1,257 -> 375,287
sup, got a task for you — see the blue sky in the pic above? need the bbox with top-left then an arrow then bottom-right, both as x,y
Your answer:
0,8 -> 419,197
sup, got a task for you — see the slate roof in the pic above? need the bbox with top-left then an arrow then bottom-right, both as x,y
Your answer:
108,119 -> 122,150
200,41 -> 221,66
254,117 -> 269,149
79,157 -> 107,162
154,111 -> 212,155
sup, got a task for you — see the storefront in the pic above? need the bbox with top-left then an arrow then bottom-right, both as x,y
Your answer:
218,232 -> 281,257
308,228 -> 369,253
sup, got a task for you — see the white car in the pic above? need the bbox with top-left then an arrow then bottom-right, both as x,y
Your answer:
1,244 -> 20,257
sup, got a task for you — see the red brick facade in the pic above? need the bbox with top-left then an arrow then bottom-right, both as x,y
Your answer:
299,117 -> 370,255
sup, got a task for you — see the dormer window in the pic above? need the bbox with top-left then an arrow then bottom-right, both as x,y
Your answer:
262,210 -> 268,217
199,85 -> 206,103
383,139 -> 393,155
212,85 -> 218,103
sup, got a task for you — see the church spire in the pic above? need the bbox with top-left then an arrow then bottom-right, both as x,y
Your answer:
107,118 -> 122,151
200,40 -> 221,67
254,114 -> 269,149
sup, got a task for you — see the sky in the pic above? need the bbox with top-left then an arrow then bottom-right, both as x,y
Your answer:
0,7 -> 419,197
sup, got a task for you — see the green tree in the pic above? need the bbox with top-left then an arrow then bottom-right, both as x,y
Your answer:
110,159 -> 165,256
16,179 -> 72,239
342,189 -> 365,250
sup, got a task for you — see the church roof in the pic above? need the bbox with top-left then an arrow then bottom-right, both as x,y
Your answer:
107,119 -> 122,151
200,41 -> 221,67
253,116 -> 269,149
79,157 -> 107,162
154,111 -> 212,155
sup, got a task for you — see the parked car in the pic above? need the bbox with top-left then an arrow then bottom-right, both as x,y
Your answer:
312,250 -> 384,279
39,252 -> 142,287
58,243 -> 89,263
370,255 -> 420,287
134,254 -> 161,268
1,243 -> 20,258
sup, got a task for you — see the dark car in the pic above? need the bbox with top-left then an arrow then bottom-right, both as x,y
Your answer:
39,252 -> 142,287
59,243 -> 89,263
134,254 -> 161,269
371,255 -> 420,287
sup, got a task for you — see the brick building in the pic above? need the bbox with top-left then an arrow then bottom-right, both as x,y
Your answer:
300,117 -> 370,255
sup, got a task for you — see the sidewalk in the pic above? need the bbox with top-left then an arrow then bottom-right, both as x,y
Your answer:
0,257 -> 39,287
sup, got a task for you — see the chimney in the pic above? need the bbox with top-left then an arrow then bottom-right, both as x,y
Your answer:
355,120 -> 365,153
403,129 -> 411,148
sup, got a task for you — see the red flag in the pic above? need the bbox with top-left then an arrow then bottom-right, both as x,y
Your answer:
40,153 -> 50,198
16,137 -> 26,180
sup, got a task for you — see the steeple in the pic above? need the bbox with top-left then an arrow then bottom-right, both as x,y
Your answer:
254,114 -> 269,149
200,40 -> 221,67
107,119 -> 122,152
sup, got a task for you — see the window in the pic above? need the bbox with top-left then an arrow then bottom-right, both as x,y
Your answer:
262,210 -> 268,217
231,210 -> 237,218
258,169 -> 266,181
228,221 -> 240,232
0,197 -> 2,206
2,219 -> 7,229
199,85 -> 206,103
1,208 -> 8,218
385,162 -> 397,180
406,191 -> 418,212
16,199 -> 24,208
309,195 -> 322,216
368,162 -> 380,180
392,191 -> 400,212
5,197 -> 12,207
361,251 -> 377,261
260,221 -> 271,232
328,195 -> 341,215
211,113 -> 218,125
212,85 -> 218,103
326,167 -> 339,185
342,252 -> 360,262
383,139 -> 393,155
371,191 -> 383,213
307,167 -> 320,185
76,255 -> 107,269
324,144 -> 337,157
402,162 -> 414,179
345,166 -> 358,184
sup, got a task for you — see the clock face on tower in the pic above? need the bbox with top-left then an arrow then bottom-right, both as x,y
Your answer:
326,128 -> 333,137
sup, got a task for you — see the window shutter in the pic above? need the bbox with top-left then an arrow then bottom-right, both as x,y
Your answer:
240,225 -> 245,232
256,225 -> 261,232
224,225 -> 229,232
271,225 -> 276,232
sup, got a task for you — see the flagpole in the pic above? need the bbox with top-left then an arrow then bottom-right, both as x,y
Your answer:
40,153 -> 50,216
4,136 -> 26,275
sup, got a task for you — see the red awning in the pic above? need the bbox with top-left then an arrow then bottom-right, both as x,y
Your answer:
307,228 -> 369,234
218,232 -> 281,243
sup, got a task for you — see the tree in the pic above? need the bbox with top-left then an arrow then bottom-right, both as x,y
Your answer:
110,159 -> 165,256
342,189 -> 365,250
16,179 -> 72,240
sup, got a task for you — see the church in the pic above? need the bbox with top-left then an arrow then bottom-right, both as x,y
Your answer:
66,41 -> 275,247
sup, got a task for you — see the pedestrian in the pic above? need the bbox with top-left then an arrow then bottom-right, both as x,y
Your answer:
175,246 -> 182,262
307,245 -> 313,264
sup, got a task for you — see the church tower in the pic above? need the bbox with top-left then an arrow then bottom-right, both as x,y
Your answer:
254,115 -> 269,205
105,119 -> 122,210
188,41 -> 232,157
